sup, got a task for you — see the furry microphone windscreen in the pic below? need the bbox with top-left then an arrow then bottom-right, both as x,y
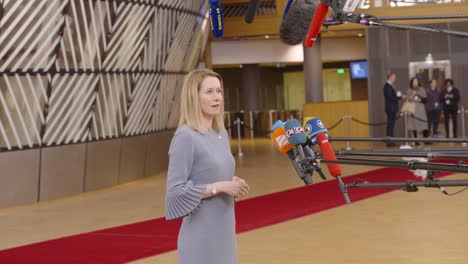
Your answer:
280,0 -> 320,45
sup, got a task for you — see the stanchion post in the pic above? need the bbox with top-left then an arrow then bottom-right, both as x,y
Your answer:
249,111 -> 254,140
344,113 -> 352,150
268,110 -> 274,137
462,106 -> 466,146
236,117 -> 244,157
404,112 -> 409,145
226,112 -> 232,138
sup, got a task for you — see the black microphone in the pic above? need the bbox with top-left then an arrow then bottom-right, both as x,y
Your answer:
245,0 -> 261,24
284,119 -> 313,185
280,0 -> 319,45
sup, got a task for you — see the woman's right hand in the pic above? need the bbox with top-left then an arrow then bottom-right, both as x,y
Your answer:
217,179 -> 250,198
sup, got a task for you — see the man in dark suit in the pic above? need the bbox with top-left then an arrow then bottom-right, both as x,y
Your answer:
440,79 -> 461,138
383,72 -> 402,146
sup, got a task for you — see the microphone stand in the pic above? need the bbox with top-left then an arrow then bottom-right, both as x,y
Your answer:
323,158 -> 468,201
329,136 -> 468,144
287,150 -> 312,185
304,145 -> 328,181
323,11 -> 468,38
321,157 -> 468,173
319,154 -> 468,203
334,149 -> 468,159
347,179 -> 468,192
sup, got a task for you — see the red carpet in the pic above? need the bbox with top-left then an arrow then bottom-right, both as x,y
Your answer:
0,161 -> 459,263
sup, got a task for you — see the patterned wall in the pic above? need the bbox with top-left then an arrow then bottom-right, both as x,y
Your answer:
0,0 -> 209,151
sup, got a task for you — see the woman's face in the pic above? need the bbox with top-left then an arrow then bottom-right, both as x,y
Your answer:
431,80 -> 438,90
199,76 -> 222,119
411,78 -> 419,88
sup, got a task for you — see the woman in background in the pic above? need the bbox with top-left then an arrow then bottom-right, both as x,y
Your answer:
406,77 -> 427,145
426,79 -> 441,138
165,69 -> 250,264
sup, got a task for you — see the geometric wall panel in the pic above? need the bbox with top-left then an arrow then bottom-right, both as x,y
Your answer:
0,0 -> 208,151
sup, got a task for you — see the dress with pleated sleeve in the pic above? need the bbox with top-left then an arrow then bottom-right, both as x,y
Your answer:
165,125 -> 237,264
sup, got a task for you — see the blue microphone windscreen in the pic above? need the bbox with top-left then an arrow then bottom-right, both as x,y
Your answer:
305,117 -> 328,139
272,120 -> 284,131
210,4 -> 224,38
284,119 -> 307,146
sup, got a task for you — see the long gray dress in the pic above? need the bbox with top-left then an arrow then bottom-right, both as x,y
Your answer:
165,125 -> 237,264
405,87 -> 428,131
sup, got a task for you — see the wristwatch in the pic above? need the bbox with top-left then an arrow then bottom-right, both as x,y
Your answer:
211,183 -> 217,195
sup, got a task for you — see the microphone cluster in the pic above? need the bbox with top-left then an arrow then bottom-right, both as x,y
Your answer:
272,117 -> 351,203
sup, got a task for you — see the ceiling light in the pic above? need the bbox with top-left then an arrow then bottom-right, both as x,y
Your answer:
425,53 -> 434,67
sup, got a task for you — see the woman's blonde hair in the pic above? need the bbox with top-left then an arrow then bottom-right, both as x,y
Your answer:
178,69 -> 225,133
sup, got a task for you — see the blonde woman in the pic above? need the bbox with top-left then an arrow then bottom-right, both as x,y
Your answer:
165,69 -> 250,264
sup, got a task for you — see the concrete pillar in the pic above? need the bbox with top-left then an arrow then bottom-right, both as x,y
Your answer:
303,35 -> 323,103
241,64 -> 260,111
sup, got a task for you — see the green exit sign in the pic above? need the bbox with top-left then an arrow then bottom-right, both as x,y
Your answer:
337,69 -> 345,74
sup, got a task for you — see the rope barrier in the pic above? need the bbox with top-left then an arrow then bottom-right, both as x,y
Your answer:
351,117 -> 385,127
226,107 -> 467,141
243,124 -> 273,134
327,118 -> 344,131
408,114 -> 427,123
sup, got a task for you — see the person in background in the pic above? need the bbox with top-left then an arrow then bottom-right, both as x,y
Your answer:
440,79 -> 461,138
426,79 -> 441,139
383,72 -> 403,147
405,77 -> 427,146
165,69 -> 250,264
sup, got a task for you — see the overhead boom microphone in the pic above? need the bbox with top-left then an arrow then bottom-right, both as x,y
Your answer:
280,0 -> 319,45
304,1 -> 329,47
342,0 -> 362,12
209,0 -> 224,38
245,0 -> 261,24
282,0 -> 295,18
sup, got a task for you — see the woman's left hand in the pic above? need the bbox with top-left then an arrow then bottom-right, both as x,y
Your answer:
232,176 -> 250,198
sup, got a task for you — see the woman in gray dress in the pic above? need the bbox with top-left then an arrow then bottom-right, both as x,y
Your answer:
405,77 -> 427,145
165,69 -> 250,264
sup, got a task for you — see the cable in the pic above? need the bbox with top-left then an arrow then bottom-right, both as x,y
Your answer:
380,14 -> 468,21
367,21 -> 468,38
445,186 -> 468,196
355,178 -> 369,184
